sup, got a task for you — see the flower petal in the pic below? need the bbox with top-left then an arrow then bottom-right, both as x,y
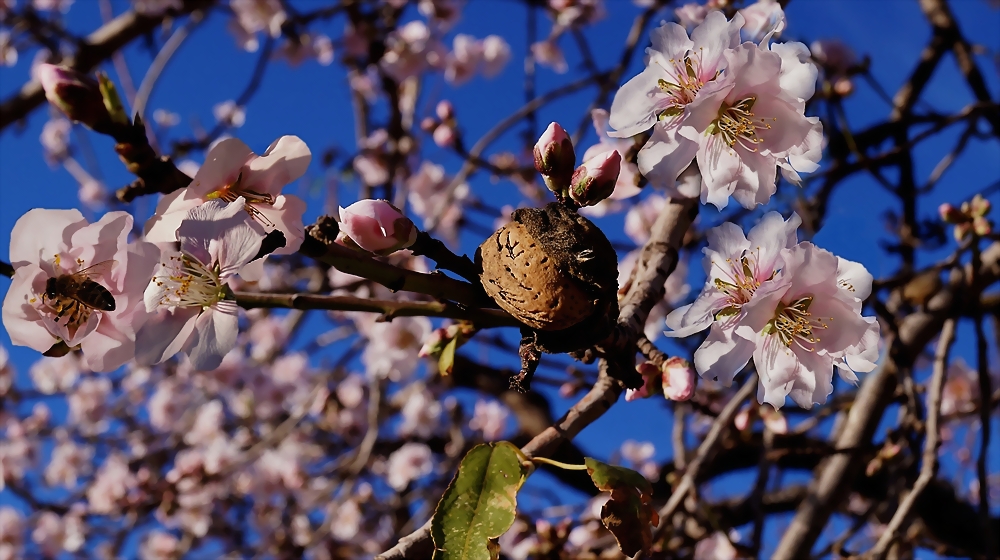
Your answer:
608,67 -> 664,138
186,302 -> 239,371
9,208 -> 85,267
134,307 -> 199,366
245,135 -> 312,196
693,321 -> 755,387
188,137 -> 254,196
637,122 -> 699,188
1,267 -> 57,352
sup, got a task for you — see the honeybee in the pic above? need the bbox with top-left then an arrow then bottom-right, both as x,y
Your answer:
43,260 -> 117,327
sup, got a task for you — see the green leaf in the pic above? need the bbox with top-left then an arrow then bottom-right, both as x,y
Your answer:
438,335 -> 459,376
431,442 -> 530,560
585,458 -> 659,557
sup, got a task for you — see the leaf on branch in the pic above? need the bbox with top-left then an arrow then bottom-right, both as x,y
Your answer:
431,441 -> 530,560
439,335 -> 459,376
584,457 -> 659,557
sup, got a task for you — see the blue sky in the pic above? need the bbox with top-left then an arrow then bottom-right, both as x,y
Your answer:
1,0 -> 999,557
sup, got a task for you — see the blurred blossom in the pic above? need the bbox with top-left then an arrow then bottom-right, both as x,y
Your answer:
445,34 -> 483,85
810,39 -> 857,76
350,65 -> 381,102
0,420 -> 33,488
278,33 -> 335,66
33,0 -> 73,12
330,499 -> 363,541
77,179 -> 106,209
132,0 -> 182,15
354,129 -> 391,186
176,158 -> 200,177
396,382 -> 442,438
620,439 -> 659,481
674,2 -> 708,28
739,0 -> 786,41
31,510 -> 85,556
212,100 -> 246,127
152,108 -> 180,128
481,35 -> 511,77
148,378 -> 189,432
0,31 -> 17,67
139,531 -> 180,560
385,442 -> 434,490
68,377 -> 111,435
87,453 -> 138,515
0,344 -> 10,397
624,195 -> 667,245
229,0 -> 286,51
380,21 -> 446,82
40,118 -> 71,164
45,431 -> 92,487
185,400 -> 225,447
0,507 -> 23,560
248,314 -> 289,360
550,0 -> 605,29
531,39 -> 568,73
418,0 -> 464,29
694,532 -> 738,560
337,373 -> 367,409
469,399 -> 509,441
941,358 -> 981,417
363,316 -> 432,381
30,355 -> 81,394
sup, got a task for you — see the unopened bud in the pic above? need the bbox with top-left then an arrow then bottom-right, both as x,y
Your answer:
569,150 -> 621,207
36,64 -> 111,130
973,216 -> 992,237
420,116 -> 438,132
832,76 -> 854,97
433,124 -> 456,147
338,199 -> 418,256
533,122 -> 576,192
419,327 -> 450,358
436,99 -> 455,121
661,357 -> 694,401
968,194 -> 991,218
938,202 -> 963,224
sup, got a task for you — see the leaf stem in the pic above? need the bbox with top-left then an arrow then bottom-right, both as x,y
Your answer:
531,457 -> 588,471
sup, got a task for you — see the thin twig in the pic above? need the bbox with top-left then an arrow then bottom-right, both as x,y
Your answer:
654,376 -> 757,531
869,318 -> 956,559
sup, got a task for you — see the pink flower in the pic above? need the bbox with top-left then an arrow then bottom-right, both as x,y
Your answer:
136,199 -> 265,371
534,122 -> 577,193
385,442 -> 434,490
666,211 -> 873,407
468,399 -> 509,441
212,100 -> 246,127
581,109 -> 641,201
609,12 -> 743,189
674,3 -> 708,29
662,357 -> 695,401
31,510 -> 85,556
339,199 -> 418,255
144,135 -> 311,256
694,532 -> 738,560
35,64 -> 109,128
29,355 -> 81,394
678,42 -> 821,208
140,531 -> 180,560
40,118 -> 71,163
87,453 -> 138,515
68,377 -> 111,435
810,39 -> 857,76
481,35 -> 511,78
230,0 -> 286,50
362,316 -> 432,381
396,383 -> 442,438
445,34 -> 483,85
0,507 -> 23,560
531,39 -> 568,73
2,209 -> 159,371
380,21 -> 446,81
45,431 -> 92,487
738,0 -> 786,42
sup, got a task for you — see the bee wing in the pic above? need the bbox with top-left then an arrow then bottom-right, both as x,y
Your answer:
73,259 -> 117,280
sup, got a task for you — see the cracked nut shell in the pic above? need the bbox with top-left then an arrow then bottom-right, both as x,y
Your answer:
476,203 -> 618,332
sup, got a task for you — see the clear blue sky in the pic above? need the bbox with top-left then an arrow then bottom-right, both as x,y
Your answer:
1,0 -> 999,557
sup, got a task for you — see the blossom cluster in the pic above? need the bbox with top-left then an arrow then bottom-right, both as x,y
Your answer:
609,6 -> 822,209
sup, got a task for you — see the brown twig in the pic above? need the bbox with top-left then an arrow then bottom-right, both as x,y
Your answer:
869,318 -> 955,558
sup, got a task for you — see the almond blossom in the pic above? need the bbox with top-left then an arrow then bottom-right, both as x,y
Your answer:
581,109 -> 641,201
136,199 -> 265,371
385,442 -> 434,490
609,11 -> 743,190
666,212 -> 877,408
2,209 -> 159,371
144,135 -> 311,257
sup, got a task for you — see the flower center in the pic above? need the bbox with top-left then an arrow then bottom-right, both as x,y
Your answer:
712,250 -> 770,318
205,172 -> 276,227
763,296 -> 830,350
655,52 -> 709,119
709,96 -> 774,151
152,253 -> 227,310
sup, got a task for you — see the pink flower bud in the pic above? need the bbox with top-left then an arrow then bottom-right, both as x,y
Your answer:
418,327 -> 449,358
626,361 -> 661,402
569,150 -> 621,207
533,122 -> 576,191
938,202 -> 963,224
338,199 -> 418,256
832,76 -> 854,97
436,100 -> 455,121
661,357 -> 694,401
35,64 -> 111,130
420,116 -> 438,132
433,124 -> 456,147
734,406 -> 751,431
